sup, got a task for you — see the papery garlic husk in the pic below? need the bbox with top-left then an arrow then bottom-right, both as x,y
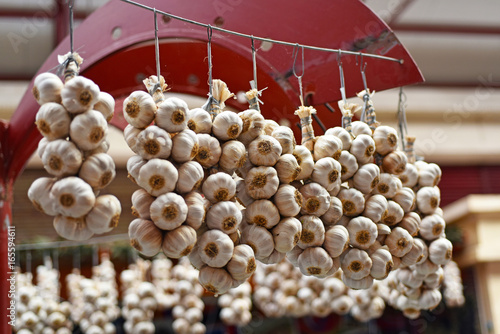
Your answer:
293,145 -> 315,180
351,163 -> 380,194
202,172 -> 236,203
299,182 -> 331,216
123,124 -> 141,153
416,161 -> 442,187
298,215 -> 325,249
237,109 -> 265,146
186,107 -> 212,134
126,155 -> 147,184
150,192 -> 188,230
245,166 -> 279,199
244,199 -> 280,229
325,127 -> 352,150
128,218 -> 163,257
37,136 -> 49,159
156,97 -> 188,133
323,225 -> 349,258
313,135 -> 343,161
137,158 -> 178,196
51,176 -> 96,217
321,196 -> 343,226
134,125 -> 172,160
61,76 -> 100,113
194,133 -> 221,168
162,225 -> 197,259
397,212 -> 421,237
123,91 -> 157,128
207,201 -> 242,234
401,238 -> 426,267
188,242 -> 205,270
70,109 -> 108,151
428,237 -> 453,266
342,272 -> 374,290
212,110 -> 243,141
240,224 -> 274,260
369,247 -> 393,280
338,187 -> 365,217
338,151 -> 359,182
78,153 -> 116,190
419,289 -> 442,310
198,229 -> 234,268
380,200 -> 404,226
377,223 -> 392,237
198,266 -> 233,296
311,157 -> 342,192
248,135 -> 282,166
341,248 -> 372,279
285,245 -> 303,267
131,188 -> 155,219
298,247 -> 334,277
382,150 -> 407,175
33,72 -> 64,105
28,177 -> 58,216
271,126 -> 296,154
42,139 -> 82,177
93,91 -> 115,122
235,178 -> 254,208
347,216 -> 378,250
86,195 -> 121,234
184,191 -> 206,230
373,125 -> 398,156
275,154 -> 301,184
273,184 -> 302,217
263,119 -> 279,135
385,226 -> 413,257
53,215 -> 93,241
351,121 -> 372,136
176,161 -> 204,194
350,134 -> 376,165
171,129 -> 199,163
393,187 -> 416,213
272,217 -> 302,253
35,102 -> 71,140
227,244 -> 257,282
219,140 -> 247,174
362,194 -> 388,223
398,163 -> 419,188
419,213 -> 446,241
416,186 -> 441,215
372,173 -> 401,198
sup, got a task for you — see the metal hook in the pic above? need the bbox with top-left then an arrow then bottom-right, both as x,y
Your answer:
292,44 -> 305,105
207,25 -> 213,96
338,49 -> 347,105
154,8 -> 161,80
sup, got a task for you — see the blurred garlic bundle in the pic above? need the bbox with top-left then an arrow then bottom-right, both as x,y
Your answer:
218,282 -> 253,327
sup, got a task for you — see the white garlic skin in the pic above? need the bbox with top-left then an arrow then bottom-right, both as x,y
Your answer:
187,108 -> 212,134
428,237 -> 453,266
362,194 -> 388,223
273,184 -> 303,217
156,97 -> 189,133
323,224 -> 349,258
176,161 -> 204,194
398,163 -> 419,188
131,189 -> 154,220
275,154 -> 301,184
128,218 -> 163,257
195,133 -> 222,168
42,139 -> 83,177
150,192 -> 188,231
325,127 -> 352,150
51,176 -> 96,218
198,266 -> 233,296
338,150 -> 359,182
373,125 -> 398,156
299,182 -> 331,216
346,216 -> 378,250
198,229 -> 234,268
350,134 -> 376,165
382,150 -> 408,175
227,244 -> 257,282
245,166 -> 279,200
298,246 -> 334,277
385,226 -> 414,257
135,125 -> 172,160
184,191 -> 206,230
351,121 -> 372,137
61,76 -> 100,113
206,201 -> 242,234
28,177 -> 58,216
70,109 -> 108,151
137,158 -> 178,196
338,187 -> 365,217
271,126 -> 296,154
416,186 -> 441,215
78,153 -> 116,190
237,109 -> 265,146
245,199 -> 280,229
313,135 -> 343,161
202,172 -> 236,203
126,155 -> 147,184
171,129 -> 199,163
248,135 -> 282,166
293,145 -> 315,180
240,224 -> 274,260
212,110 -> 243,141
35,102 -> 71,140
272,217 -> 302,253
419,213 -> 446,241
33,72 -> 64,105
93,91 -> 115,122
341,248 -> 372,280
86,195 -> 121,234
162,225 -> 197,259
219,140 -> 247,174
123,91 -> 157,128
351,163 -> 380,194
298,215 -> 325,249
53,215 -> 93,241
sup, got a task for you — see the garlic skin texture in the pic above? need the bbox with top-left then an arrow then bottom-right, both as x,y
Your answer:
78,153 -> 116,190
341,248 -> 373,280
86,195 -> 121,234
416,186 -> 441,215
399,163 -> 419,188
162,225 -> 197,258
238,109 -> 265,146
93,91 -> 115,122
363,194 -> 388,223
398,212 -> 421,236
42,139 -> 82,177
137,158 -> 178,196
245,166 -> 279,200
51,176 -> 96,218
313,135 -> 343,161
271,126 -> 296,154
298,215 -> 325,249
150,192 -> 188,230
131,188 -> 155,219
382,150 -> 408,175
126,155 -> 147,184
298,247 -> 334,277
202,172 -> 236,203
373,125 -> 398,156
175,161 -> 204,194
198,266 -> 233,295
338,187 -> 365,217
293,145 -> 315,180
206,201 -> 242,234
419,213 -> 446,241
381,200 -> 404,226
347,216 -> 378,250
311,157 -> 342,192
321,196 -> 343,226
350,134 -> 376,165
245,200 -> 280,229
385,227 -> 413,257
227,244 -> 257,282
272,217 -> 302,253
219,140 -> 247,174
417,162 -> 442,187
299,182 -> 331,216
325,127 -> 352,150
184,191 -> 206,230
28,177 -> 58,216
35,102 -> 71,140
128,218 -> 163,257
370,248 -> 393,280
124,124 -> 141,152
135,125 -> 172,160
275,154 -> 301,184
323,225 -> 349,258
393,187 -> 416,213
156,97 -> 189,133
53,216 -> 93,241
171,129 -> 199,163
372,173 -> 401,198
248,135 -> 282,166
123,91 -> 157,128
352,163 -> 380,194
33,72 -> 64,105
212,110 -> 243,141
70,109 -> 108,151
240,224 -> 274,260
186,107 -> 212,134
195,133 -> 221,168
61,76 -> 100,113
198,229 -> 234,268
428,238 -> 453,266
273,184 -> 303,217
338,151 -> 359,182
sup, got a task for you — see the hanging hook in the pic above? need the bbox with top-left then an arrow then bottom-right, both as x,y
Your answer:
338,49 -> 347,106
292,43 -> 305,105
207,24 -> 213,97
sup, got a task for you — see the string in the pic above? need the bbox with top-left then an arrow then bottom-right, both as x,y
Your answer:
292,44 -> 305,105
154,8 -> 160,81
251,36 -> 258,89
359,54 -> 369,122
68,0 -> 74,54
207,25 -> 213,97
397,86 -> 408,150
338,50 -> 347,106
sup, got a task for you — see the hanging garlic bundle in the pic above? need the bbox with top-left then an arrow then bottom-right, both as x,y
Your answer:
218,281 -> 253,327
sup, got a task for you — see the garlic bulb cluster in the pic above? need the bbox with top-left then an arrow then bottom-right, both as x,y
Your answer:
442,261 -> 465,307
29,55 -> 121,240
217,282 -> 253,327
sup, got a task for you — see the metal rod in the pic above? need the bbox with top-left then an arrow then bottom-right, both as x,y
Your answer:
118,0 -> 404,64
68,0 -> 74,53
154,8 -> 161,80
338,50 -> 347,105
251,36 -> 258,89
207,25 -> 213,96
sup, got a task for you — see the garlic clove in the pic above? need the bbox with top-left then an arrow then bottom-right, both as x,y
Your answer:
212,110 -> 243,141
187,108 -> 213,134
70,109 -> 108,151
33,72 -> 64,105
342,272 -> 374,289
351,121 -> 372,137
124,124 -> 141,153
272,217 -> 302,253
362,194 -> 388,223
235,178 -> 254,208
397,212 -> 421,237
398,163 -> 419,188
227,244 -> 257,282
338,150 -> 359,182
128,218 -> 163,257
416,186 -> 441,215
131,189 -> 155,220
369,247 -> 393,280
61,76 -> 100,113
126,155 -> 147,184
393,187 -> 416,213
150,192 -> 188,231
137,158 -> 178,196
325,127 -> 352,151
162,225 -> 197,259
275,154 -> 301,184
240,224 -> 274,260
78,153 -> 116,190
123,91 -> 157,129
198,229 -> 234,268
313,135 -> 343,161
237,109 -> 265,146
35,102 -> 71,140
400,237 -> 426,267
85,195 -> 121,234
42,139 -> 83,177
417,161 -> 442,187
372,173 -> 401,198
219,140 -> 247,174
184,191 -> 206,230
419,213 -> 446,241
351,163 -> 380,194
380,200 -> 404,226
53,215 -> 93,241
156,97 -> 189,133
320,196 -> 343,226
51,176 -> 96,218
170,129 -> 199,163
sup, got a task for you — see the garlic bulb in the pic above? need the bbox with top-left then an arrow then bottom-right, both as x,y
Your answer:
128,218 -> 163,257
323,225 -> 349,258
415,259 -> 439,276
273,184 -> 303,217
299,182 -> 331,216
78,153 -> 116,190
351,121 -> 372,137
86,195 -> 121,234
207,201 -> 242,234
235,178 -> 254,208
245,200 -> 280,229
61,76 -> 100,113
380,200 -> 404,226
293,145 -> 315,180
313,135 -> 343,161
134,125 -> 172,160
237,109 -> 265,146
202,172 -> 236,203
393,187 -> 416,213
338,187 -> 365,217
369,247 -> 393,280
212,110 -> 243,141
321,196 -> 343,226
362,194 -> 388,223
311,157 -> 342,192
286,245 -> 304,267
398,212 -> 421,236
124,124 -> 141,152
341,248 -> 372,280
70,109 -> 108,151
385,227 -> 413,257
271,126 -> 296,154
347,216 -> 378,250
37,136 -> 49,158
298,215 -> 325,249
219,140 -> 247,174
195,133 -> 221,168
198,266 -> 233,296
245,166 -> 279,199
373,126 -> 398,156
351,163 -> 380,194
123,91 -> 157,128
156,97 -> 188,133
137,158 -> 178,196
35,102 -> 71,140
382,151 -> 407,175
53,215 -> 93,241
325,127 -> 352,150
187,108 -> 212,134
227,244 -> 257,282
126,155 -> 147,184
400,238 -> 426,267
272,153 -> 300,183
416,186 -> 441,215
176,161 -> 204,194
248,135 -> 282,166
398,163 -> 419,188
93,91 -> 115,122
272,217 -> 302,253
51,176 -> 96,218
28,177 -> 57,216
298,247 -> 334,277
198,229 -> 234,268
418,162 -> 442,187
171,129 -> 199,163
162,225 -> 197,258
131,189 -> 155,219
263,119 -> 279,135
240,224 -> 274,260
42,139 -> 82,177
428,238 -> 453,265
184,191 -> 206,230
150,192 -> 188,230
33,72 -> 64,105
372,173 -> 400,198
419,289 -> 442,310
350,134 -> 376,165
338,151 -> 359,182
